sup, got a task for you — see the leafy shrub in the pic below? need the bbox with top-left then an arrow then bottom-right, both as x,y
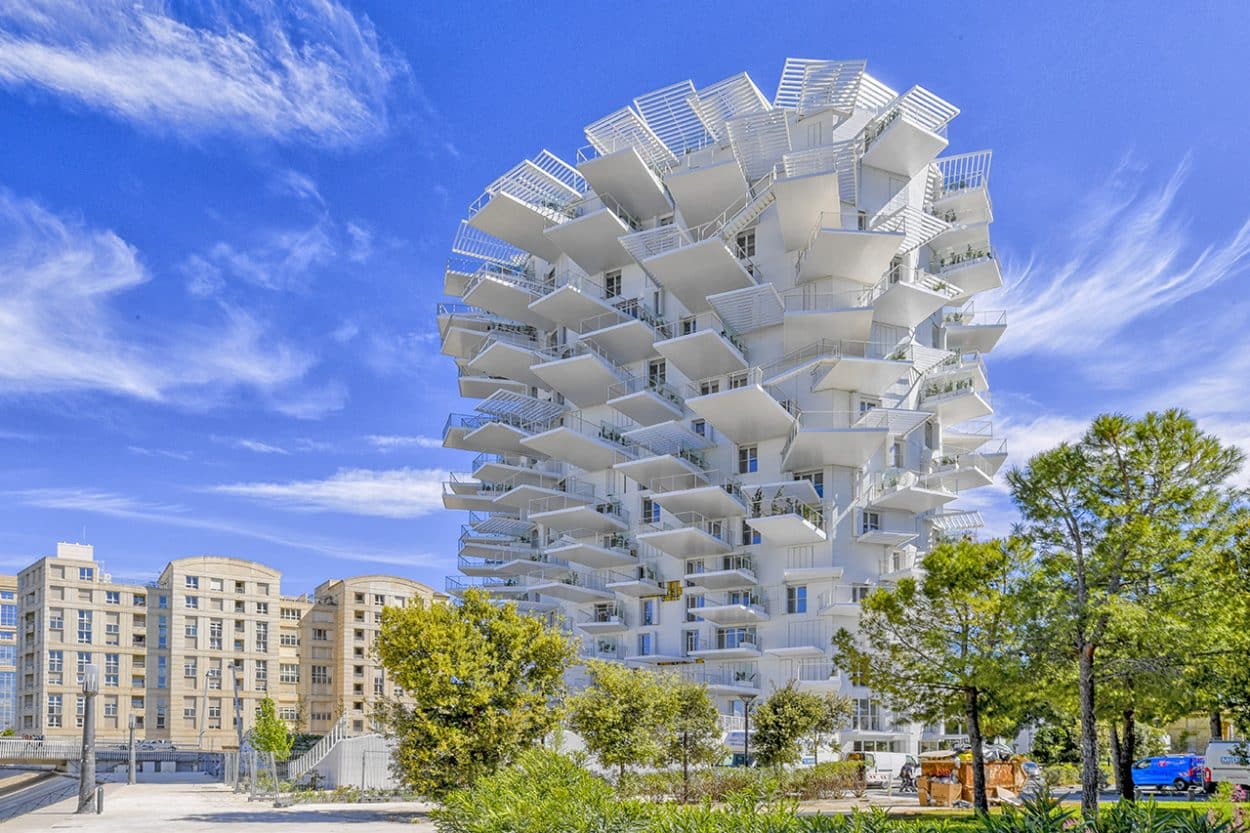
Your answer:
433,749 -> 651,833
785,763 -> 862,800
1043,763 -> 1083,788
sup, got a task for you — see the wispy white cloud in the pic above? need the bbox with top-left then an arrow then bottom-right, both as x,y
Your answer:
10,487 -> 442,568
211,467 -> 446,519
345,221 -> 374,263
0,0 -> 405,147
183,221 -> 337,295
0,188 -> 326,411
235,439 -> 288,455
127,445 -> 193,461
995,157 -> 1250,358
366,435 -> 443,452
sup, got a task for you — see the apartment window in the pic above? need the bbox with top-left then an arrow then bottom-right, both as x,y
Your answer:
280,632 -> 299,647
155,700 -> 167,730
685,593 -> 704,623
890,440 -> 904,469
861,511 -> 882,535
604,269 -> 621,298
156,656 -> 167,689
641,496 -> 660,524
699,380 -> 720,396
858,396 -> 880,415
131,696 -> 145,710
209,578 -> 224,592
728,371 -> 749,389
157,616 -> 168,649
47,694 -> 63,728
234,600 -> 246,614
647,358 -> 666,387
183,698 -> 197,720
692,419 -> 707,438
794,470 -> 824,498
105,618 -> 120,646
738,445 -> 758,474
158,595 -> 167,609
787,586 -> 808,615
47,650 -> 64,685
207,666 -> 221,690
104,698 -> 118,718
280,663 -> 299,684
185,576 -> 199,589
209,620 -> 223,650
79,567 -> 94,582
257,583 -> 270,596
255,602 -> 268,615
636,633 -> 654,656
77,588 -> 93,603
49,608 -> 64,630
641,598 -> 658,627
735,228 -> 756,259
741,519 -> 761,546
280,607 -> 300,621
279,707 -> 298,721
683,629 -> 701,655
105,591 -> 120,606
255,660 -> 268,691
853,698 -> 884,732
133,594 -> 145,607
77,610 -> 92,644
312,628 -> 329,642
105,654 -> 119,687
183,658 -> 197,678
184,595 -> 199,609
185,618 -> 198,640
852,585 -> 872,603
371,594 -> 384,606
311,666 -> 330,685
75,651 -> 92,684
255,622 -> 269,653
235,581 -> 246,594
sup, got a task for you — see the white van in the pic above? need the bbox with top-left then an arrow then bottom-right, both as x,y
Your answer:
848,751 -> 917,787
1205,741 -> 1250,789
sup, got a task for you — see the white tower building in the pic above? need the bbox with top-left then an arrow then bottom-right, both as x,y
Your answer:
439,58 -> 1006,756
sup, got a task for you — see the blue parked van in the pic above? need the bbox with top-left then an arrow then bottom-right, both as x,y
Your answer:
1130,755 -> 1207,792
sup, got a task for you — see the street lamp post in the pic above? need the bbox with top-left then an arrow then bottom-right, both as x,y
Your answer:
739,693 -> 757,768
127,714 -> 136,785
77,663 -> 100,813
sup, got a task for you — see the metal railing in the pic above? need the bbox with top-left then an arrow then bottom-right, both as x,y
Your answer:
880,263 -> 963,299
683,665 -> 761,688
642,510 -> 733,543
536,410 -> 638,458
743,493 -> 825,530
780,285 -> 881,313
658,310 -> 747,356
794,660 -> 840,682
934,246 -> 995,272
932,150 -> 992,198
702,591 -> 768,613
533,339 -> 631,383
288,715 -> 350,783
942,307 -> 1007,328
0,738 -> 82,760
921,375 -> 989,403
579,604 -> 627,627
566,191 -> 642,230
578,297 -> 666,339
528,494 -> 630,526
607,371 -> 684,411
687,553 -> 756,577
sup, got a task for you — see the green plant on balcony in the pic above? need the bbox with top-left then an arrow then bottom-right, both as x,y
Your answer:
769,487 -> 787,516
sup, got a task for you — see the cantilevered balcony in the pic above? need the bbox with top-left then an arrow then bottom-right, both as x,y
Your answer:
444,576 -> 536,600
697,591 -> 770,626
470,453 -> 564,490
766,620 -> 830,659
526,269 -> 617,331
577,603 -> 630,635
544,193 -> 639,274
664,149 -> 749,229
780,286 -> 878,351
926,205 -> 991,259
576,145 -> 671,222
528,494 -> 629,535
682,665 -> 761,696
466,151 -> 584,262
528,569 -> 616,603
443,258 -> 478,298
941,307 -> 1007,353
933,248 -> 1002,297
941,418 -> 997,453
531,341 -> 631,408
577,297 -> 666,365
744,491 -> 828,546
763,339 -> 914,397
797,210 -> 906,284
457,365 -> 530,400
855,509 -> 919,547
925,441 -> 1007,492
654,311 -> 748,380
613,445 -> 707,490
649,470 -> 746,519
929,150 -> 993,226
637,511 -> 735,558
919,372 -> 993,425
458,523 -> 535,558
684,554 -> 757,591
457,551 -> 570,580
792,660 -> 842,691
606,564 -> 665,598
782,548 -> 845,584
462,264 -> 553,330
520,412 -> 636,471
878,548 -> 922,582
466,509 -> 535,539
443,413 -> 536,457
860,86 -> 957,178
864,468 -> 957,514
686,368 -> 797,446
817,585 -> 869,618
687,626 -> 762,661
606,372 -> 684,426
873,265 -> 964,330
773,145 -> 854,249
490,472 -> 597,511
442,473 -> 509,512
618,224 -> 755,313
465,330 -> 545,390
547,531 -> 639,570
778,410 -> 892,471
438,302 -> 503,359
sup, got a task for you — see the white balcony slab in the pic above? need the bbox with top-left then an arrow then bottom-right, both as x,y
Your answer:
930,221 -> 990,256
458,374 -> 530,400
782,426 -> 887,471
687,384 -> 796,446
745,513 -> 827,546
467,340 -> 545,390
921,389 -> 993,425
782,565 -> 844,584
688,644 -> 762,661
463,273 -> 552,330
655,329 -> 748,380
579,317 -> 659,365
684,567 -> 757,591
491,482 -> 585,511
697,601 -> 770,626
799,226 -> 905,284
857,528 -> 919,546
772,171 -> 841,251
578,147 -> 671,221
940,257 -> 1002,297
441,326 -> 489,360
782,308 -> 874,353
531,353 -> 623,408
530,502 -> 628,534
944,321 -> 1006,353
544,208 -> 634,274
861,116 -> 949,179
607,387 -> 684,427
471,460 -> 563,489
467,191 -> 565,262
932,187 -> 992,225
665,157 -> 748,229
527,578 -> 614,603
461,421 -> 535,457
577,616 -> 628,635
613,453 -> 704,488
652,485 -> 745,519
811,356 -> 911,396
528,283 -> 616,331
521,425 -> 625,471
873,281 -> 957,331
869,481 -> 957,514
547,540 -> 637,570
637,524 -> 733,558
766,644 -> 827,659
607,577 -> 665,598
639,238 -> 756,313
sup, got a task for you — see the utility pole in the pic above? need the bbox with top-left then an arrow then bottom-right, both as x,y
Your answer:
198,669 -> 210,750
739,693 -> 757,769
77,664 -> 99,813
232,664 -> 245,789
127,714 -> 136,785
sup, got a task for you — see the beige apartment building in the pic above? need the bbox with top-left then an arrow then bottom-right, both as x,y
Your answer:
14,543 -> 441,747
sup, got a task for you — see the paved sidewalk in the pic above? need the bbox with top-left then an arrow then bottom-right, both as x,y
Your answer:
4,781 -> 437,831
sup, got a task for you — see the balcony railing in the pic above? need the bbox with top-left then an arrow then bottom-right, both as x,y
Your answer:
648,467 -> 742,497
642,510 -> 734,543
538,410 -> 639,458
533,339 -> 631,382
934,246 -> 994,273
659,310 -> 747,354
579,604 -> 627,627
703,591 -> 768,613
780,285 -> 881,313
607,371 -> 683,410
942,307 -> 1007,328
687,553 -> 756,578
880,264 -> 963,300
578,295 -> 668,339
566,191 -> 642,231
931,150 -> 992,199
921,375 -> 989,404
743,493 -> 826,531
683,665 -> 760,689
529,494 -> 630,526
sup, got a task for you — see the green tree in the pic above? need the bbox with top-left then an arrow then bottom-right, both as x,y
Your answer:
806,693 -> 853,764
1009,410 -> 1243,816
661,679 -> 724,801
251,696 -> 294,762
568,660 -> 677,779
374,589 -> 577,797
832,538 -> 1026,813
750,682 -> 828,768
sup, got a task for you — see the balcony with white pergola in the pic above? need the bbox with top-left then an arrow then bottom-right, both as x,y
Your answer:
466,151 -> 585,262
686,368 -> 797,446
860,86 -> 958,179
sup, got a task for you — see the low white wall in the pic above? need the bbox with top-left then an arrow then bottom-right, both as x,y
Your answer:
313,735 -> 400,790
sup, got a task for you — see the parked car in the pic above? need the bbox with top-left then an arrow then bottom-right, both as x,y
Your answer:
1205,741 -> 1250,791
1130,755 -> 1206,792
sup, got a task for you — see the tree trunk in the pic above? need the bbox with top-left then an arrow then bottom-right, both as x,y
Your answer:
1109,724 -> 1121,793
1210,711 -> 1224,741
1078,643 -> 1101,818
1118,709 -> 1136,801
966,687 -> 989,815
681,734 -> 689,804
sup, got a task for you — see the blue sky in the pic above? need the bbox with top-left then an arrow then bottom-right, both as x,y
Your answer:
1,1 -> 1248,594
